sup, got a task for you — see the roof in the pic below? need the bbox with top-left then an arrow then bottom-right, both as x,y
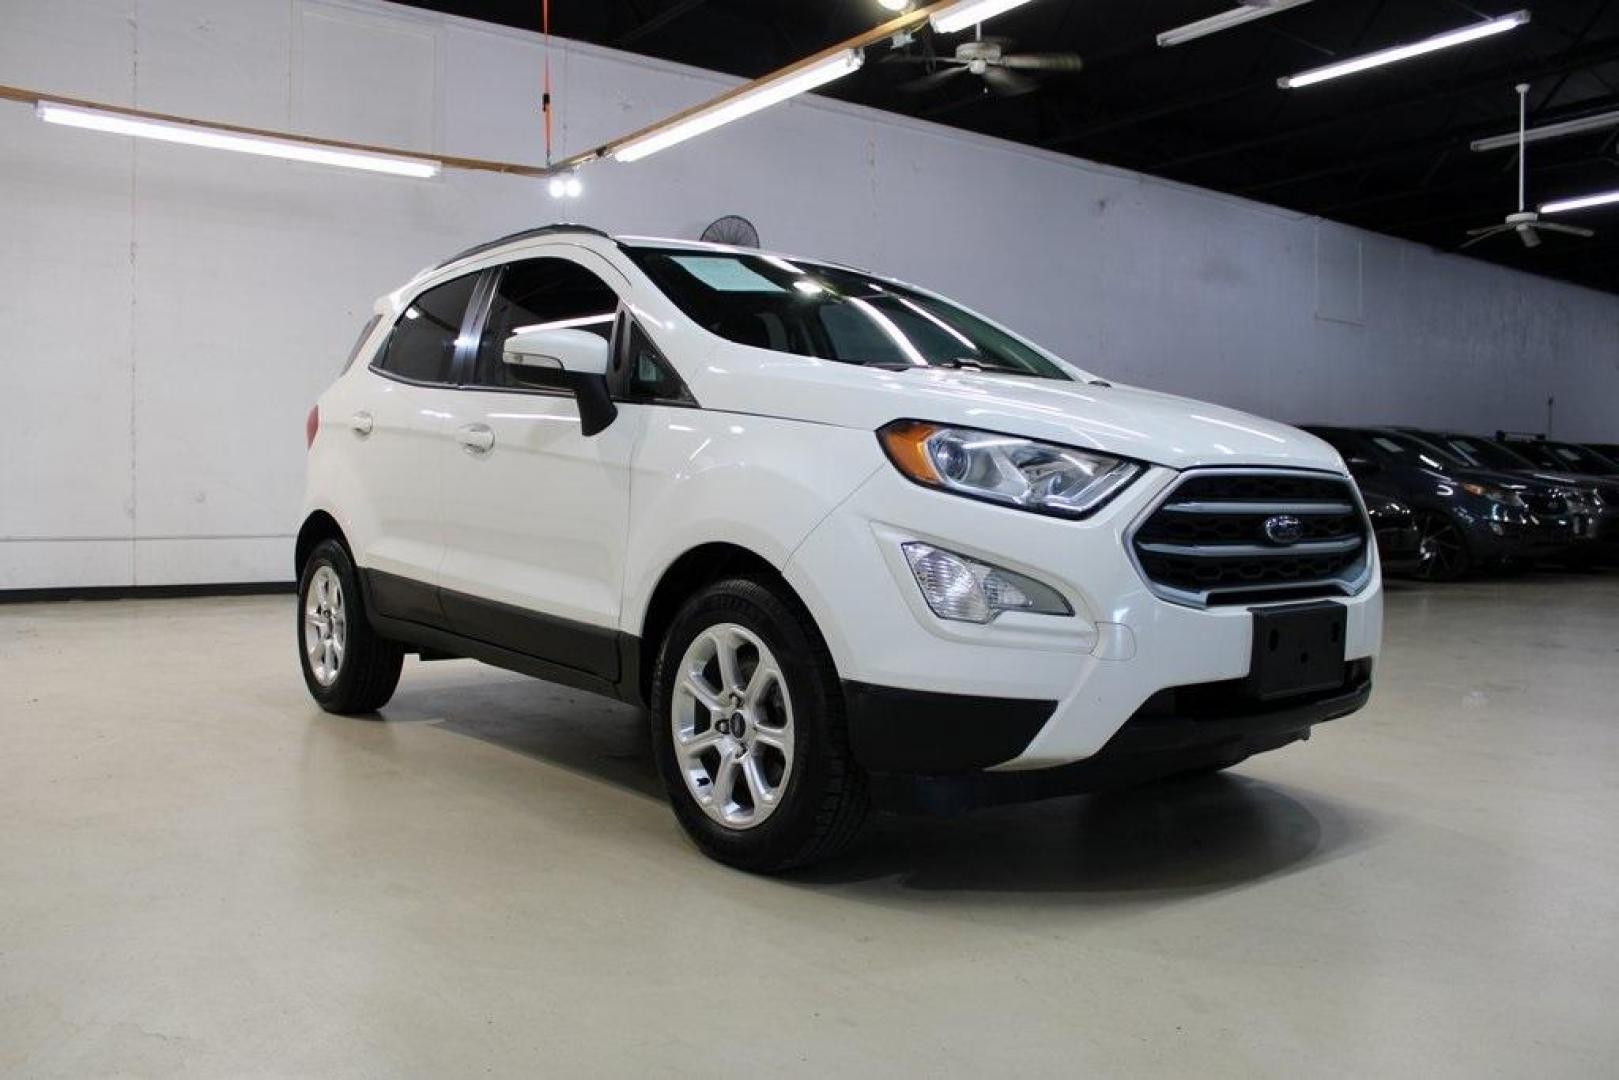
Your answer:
432,223 -> 613,270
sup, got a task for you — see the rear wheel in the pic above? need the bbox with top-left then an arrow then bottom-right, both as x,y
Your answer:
650,577 -> 868,872
1413,511 -> 1472,582
297,539 -> 403,714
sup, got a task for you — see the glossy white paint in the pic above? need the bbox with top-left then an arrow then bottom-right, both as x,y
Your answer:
5,0 -> 1615,590
438,390 -> 642,630
306,232 -> 1382,769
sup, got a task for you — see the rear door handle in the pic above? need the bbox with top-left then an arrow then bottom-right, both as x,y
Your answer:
349,411 -> 374,437
456,423 -> 495,454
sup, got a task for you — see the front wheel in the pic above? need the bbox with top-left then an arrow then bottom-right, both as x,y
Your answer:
650,577 -> 868,872
297,539 -> 404,714
1413,510 -> 1473,582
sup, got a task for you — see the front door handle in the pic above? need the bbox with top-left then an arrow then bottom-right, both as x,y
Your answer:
349,411 -> 374,437
456,423 -> 495,454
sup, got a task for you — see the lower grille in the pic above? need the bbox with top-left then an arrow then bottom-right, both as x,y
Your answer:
1131,471 -> 1373,607
1522,489 -> 1571,517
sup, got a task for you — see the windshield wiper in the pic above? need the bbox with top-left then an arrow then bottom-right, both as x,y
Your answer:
856,357 -> 1052,378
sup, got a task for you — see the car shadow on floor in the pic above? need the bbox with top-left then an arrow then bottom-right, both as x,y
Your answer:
388,668 -> 1376,899
792,773 -> 1372,898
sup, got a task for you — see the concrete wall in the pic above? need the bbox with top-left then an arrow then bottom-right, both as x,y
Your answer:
3,0 -> 1616,588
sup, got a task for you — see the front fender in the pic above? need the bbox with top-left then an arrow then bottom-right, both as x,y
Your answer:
620,411 -> 882,634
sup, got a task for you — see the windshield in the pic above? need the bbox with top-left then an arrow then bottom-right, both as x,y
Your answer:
1427,433 -> 1535,472
1366,431 -> 1466,471
624,246 -> 1073,380
1537,442 -> 1619,474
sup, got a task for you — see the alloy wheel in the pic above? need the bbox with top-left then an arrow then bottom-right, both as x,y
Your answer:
670,623 -> 795,830
1416,512 -> 1467,581
303,564 -> 348,686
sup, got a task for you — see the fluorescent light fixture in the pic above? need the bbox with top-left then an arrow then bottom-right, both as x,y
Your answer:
1472,108 -> 1619,152
1540,189 -> 1619,215
1278,10 -> 1530,89
930,0 -> 1037,36
613,49 -> 863,162
36,101 -> 440,178
1158,0 -> 1313,48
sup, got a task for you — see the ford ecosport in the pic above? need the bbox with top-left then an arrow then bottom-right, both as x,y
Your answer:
298,225 -> 1382,871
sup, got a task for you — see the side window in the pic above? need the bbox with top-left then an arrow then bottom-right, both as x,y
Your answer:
472,257 -> 618,390
621,320 -> 693,403
374,274 -> 478,384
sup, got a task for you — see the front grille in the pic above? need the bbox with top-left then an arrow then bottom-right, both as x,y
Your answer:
1131,471 -> 1372,607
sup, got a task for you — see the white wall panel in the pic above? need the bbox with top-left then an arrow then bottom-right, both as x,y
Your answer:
1,0 -> 1616,588
0,108 -> 134,544
293,0 -> 440,151
0,0 -> 136,104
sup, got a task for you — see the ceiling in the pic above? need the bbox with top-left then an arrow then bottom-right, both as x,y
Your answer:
396,1 -> 1619,294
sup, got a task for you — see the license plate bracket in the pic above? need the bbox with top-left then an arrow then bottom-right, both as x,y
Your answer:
1247,602 -> 1348,702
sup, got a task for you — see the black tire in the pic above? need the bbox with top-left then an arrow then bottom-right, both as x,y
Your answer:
649,576 -> 868,873
1413,510 -> 1473,582
297,539 -> 404,714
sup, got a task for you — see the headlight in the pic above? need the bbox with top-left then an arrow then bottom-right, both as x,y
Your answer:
1461,482 -> 1526,508
902,543 -> 1072,624
878,421 -> 1142,518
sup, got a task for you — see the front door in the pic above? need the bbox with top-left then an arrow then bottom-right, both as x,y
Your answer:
436,251 -> 641,681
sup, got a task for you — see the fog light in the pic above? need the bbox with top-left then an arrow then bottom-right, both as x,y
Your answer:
901,542 -> 1071,624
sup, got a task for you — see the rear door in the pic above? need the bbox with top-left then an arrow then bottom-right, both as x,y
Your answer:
345,271 -> 479,623
436,250 -> 644,682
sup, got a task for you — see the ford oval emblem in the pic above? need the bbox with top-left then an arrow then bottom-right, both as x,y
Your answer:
1264,514 -> 1305,546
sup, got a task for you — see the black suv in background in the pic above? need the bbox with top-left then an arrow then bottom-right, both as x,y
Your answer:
1498,437 -> 1619,479
1302,426 -> 1578,581
1410,431 -> 1615,564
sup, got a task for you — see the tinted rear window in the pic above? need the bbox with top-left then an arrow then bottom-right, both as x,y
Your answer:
375,273 -> 478,384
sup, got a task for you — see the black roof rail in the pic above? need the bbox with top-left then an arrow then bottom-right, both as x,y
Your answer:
432,223 -> 613,271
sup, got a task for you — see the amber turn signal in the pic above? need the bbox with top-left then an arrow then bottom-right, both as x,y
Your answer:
877,420 -> 942,486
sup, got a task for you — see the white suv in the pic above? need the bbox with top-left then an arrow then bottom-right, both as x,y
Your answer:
299,224 -> 1381,871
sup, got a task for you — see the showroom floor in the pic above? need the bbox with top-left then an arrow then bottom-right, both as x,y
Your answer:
1,578 -> 1616,1078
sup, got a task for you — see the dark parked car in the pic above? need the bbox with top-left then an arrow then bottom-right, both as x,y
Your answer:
1408,431 -> 1616,564
1302,426 -> 1578,581
1586,443 -> 1619,461
1360,488 -> 1423,577
1498,437 -> 1619,479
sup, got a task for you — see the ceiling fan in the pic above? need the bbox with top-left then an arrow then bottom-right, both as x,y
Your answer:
889,34 -> 1083,98
1462,84 -> 1596,250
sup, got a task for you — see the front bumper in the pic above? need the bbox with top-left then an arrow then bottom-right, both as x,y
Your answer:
1470,509 -> 1576,562
861,662 -> 1372,814
784,463 -> 1382,773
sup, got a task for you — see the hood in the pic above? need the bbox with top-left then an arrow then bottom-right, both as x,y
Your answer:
1435,465 -> 1567,492
687,346 -> 1344,473
1511,468 -> 1616,494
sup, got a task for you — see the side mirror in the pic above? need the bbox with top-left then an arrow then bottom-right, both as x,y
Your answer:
501,328 -> 617,436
